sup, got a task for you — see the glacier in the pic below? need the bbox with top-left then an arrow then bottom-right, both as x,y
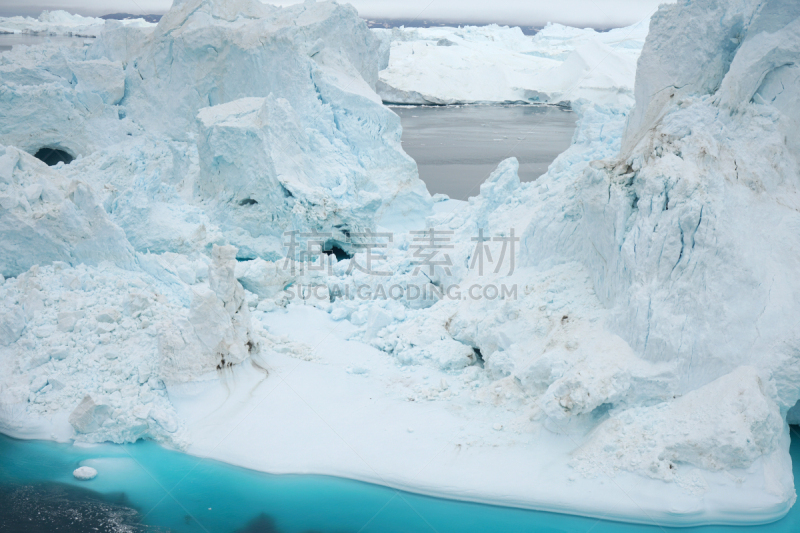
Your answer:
0,0 -> 799,527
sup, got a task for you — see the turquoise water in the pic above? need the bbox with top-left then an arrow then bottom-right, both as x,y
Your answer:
1,429 -> 799,533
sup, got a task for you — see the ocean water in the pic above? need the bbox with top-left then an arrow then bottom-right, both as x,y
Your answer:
1,429 -> 798,533
393,104 -> 577,201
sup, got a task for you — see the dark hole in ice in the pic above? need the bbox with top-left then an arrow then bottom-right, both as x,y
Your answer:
473,348 -> 484,368
34,147 -> 74,166
324,242 -> 352,261
239,198 -> 258,206
280,184 -> 294,199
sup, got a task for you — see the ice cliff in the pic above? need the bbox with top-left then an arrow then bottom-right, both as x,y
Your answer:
0,146 -> 134,278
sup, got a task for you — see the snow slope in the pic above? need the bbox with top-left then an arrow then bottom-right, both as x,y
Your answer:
1,0 -> 800,527
374,19 -> 649,106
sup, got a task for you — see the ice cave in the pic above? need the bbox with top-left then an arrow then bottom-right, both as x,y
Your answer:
33,147 -> 74,166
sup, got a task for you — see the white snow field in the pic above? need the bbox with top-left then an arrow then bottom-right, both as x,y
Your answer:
1,0 -> 800,527
374,19 -> 649,106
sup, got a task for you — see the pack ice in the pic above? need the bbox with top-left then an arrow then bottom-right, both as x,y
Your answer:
374,19 -> 648,106
1,0 -> 799,527
0,10 -> 150,38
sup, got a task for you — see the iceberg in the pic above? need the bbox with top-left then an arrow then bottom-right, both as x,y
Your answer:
374,19 -> 648,106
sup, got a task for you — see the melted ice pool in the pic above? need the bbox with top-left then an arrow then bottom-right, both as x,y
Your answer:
1,430 -> 799,532
393,104 -> 577,200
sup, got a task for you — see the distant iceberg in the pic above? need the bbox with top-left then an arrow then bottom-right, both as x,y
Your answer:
0,10 -> 153,37
374,19 -> 649,107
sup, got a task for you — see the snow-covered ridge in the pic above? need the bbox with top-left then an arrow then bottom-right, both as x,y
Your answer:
374,19 -> 649,106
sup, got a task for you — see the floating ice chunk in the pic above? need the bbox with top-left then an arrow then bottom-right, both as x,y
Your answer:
72,466 -> 98,480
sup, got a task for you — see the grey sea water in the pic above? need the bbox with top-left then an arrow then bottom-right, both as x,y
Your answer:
393,104 -> 577,200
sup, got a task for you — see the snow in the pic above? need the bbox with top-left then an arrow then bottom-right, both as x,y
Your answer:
72,465 -> 97,480
374,20 -> 648,106
0,0 -> 799,527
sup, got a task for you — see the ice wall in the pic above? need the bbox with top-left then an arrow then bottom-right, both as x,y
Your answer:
573,0 -> 800,402
0,46 -> 134,157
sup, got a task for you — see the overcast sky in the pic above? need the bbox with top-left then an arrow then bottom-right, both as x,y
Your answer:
0,0 -> 671,28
